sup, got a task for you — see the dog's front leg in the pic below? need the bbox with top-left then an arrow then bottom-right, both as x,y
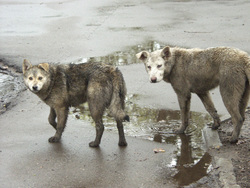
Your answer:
48,107 -> 57,130
175,93 -> 191,133
48,107 -> 68,143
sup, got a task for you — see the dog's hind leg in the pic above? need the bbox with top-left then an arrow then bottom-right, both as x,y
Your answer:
116,120 -> 127,146
48,107 -> 68,143
220,79 -> 245,143
48,107 -> 57,130
175,92 -> 191,133
197,92 -> 221,129
226,106 -> 243,144
89,119 -> 104,147
239,82 -> 250,120
88,103 -> 105,147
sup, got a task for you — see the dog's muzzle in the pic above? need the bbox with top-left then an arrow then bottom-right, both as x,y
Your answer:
32,86 -> 38,92
151,77 -> 157,83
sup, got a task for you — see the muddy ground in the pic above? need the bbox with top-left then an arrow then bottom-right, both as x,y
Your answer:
216,110 -> 250,188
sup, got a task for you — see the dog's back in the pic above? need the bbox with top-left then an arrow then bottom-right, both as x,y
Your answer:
62,63 -> 127,119
170,47 -> 250,93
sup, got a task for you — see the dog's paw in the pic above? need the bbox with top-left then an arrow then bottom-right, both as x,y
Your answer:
229,136 -> 238,144
48,136 -> 60,143
123,115 -> 130,122
211,123 -> 220,130
118,140 -> 128,147
174,128 -> 185,134
89,141 -> 99,148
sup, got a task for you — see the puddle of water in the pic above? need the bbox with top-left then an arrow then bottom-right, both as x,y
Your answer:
70,94 -> 212,147
70,94 -> 213,187
71,41 -> 164,66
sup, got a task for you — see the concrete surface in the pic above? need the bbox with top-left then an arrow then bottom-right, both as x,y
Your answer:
215,157 -> 241,188
202,127 -> 240,188
202,127 -> 222,149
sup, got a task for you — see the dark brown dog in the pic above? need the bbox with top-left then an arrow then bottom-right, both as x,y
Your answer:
23,60 -> 129,147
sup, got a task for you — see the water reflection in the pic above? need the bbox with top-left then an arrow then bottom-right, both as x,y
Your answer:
173,134 -> 212,187
70,93 -> 212,147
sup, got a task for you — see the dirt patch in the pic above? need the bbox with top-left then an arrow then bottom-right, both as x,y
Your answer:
217,109 -> 250,188
0,60 -> 26,114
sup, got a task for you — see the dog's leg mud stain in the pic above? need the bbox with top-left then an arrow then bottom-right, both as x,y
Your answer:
70,94 -> 213,187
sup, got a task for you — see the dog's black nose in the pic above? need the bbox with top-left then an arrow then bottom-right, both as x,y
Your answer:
151,77 -> 157,83
32,86 -> 38,91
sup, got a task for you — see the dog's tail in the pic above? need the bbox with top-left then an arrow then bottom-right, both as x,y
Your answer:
109,67 -> 130,122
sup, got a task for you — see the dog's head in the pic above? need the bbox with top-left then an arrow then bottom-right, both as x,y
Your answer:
22,59 -> 50,93
136,46 -> 172,83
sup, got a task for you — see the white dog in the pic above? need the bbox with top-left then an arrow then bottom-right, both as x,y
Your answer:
137,46 -> 250,143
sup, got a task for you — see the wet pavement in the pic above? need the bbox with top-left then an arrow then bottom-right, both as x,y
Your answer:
70,97 -> 214,187
0,90 -> 212,187
1,0 -> 250,65
0,0 -> 250,187
1,90 -> 216,187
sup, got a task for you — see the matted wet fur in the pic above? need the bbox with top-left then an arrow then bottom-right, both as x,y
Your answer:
136,46 -> 250,143
23,60 -> 129,147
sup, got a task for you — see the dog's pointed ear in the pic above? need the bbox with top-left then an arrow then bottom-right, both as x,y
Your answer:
38,63 -> 49,72
22,59 -> 32,73
136,51 -> 149,61
161,46 -> 171,59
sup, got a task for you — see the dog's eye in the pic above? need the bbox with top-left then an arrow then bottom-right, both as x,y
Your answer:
29,77 -> 33,80
157,65 -> 162,68
147,66 -> 151,69
38,77 -> 43,80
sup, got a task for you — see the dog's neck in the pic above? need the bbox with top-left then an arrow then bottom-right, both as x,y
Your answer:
37,69 -> 56,102
162,48 -> 177,83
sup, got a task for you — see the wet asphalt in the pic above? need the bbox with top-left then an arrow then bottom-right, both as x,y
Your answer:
1,91 -> 178,187
0,0 -> 250,187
